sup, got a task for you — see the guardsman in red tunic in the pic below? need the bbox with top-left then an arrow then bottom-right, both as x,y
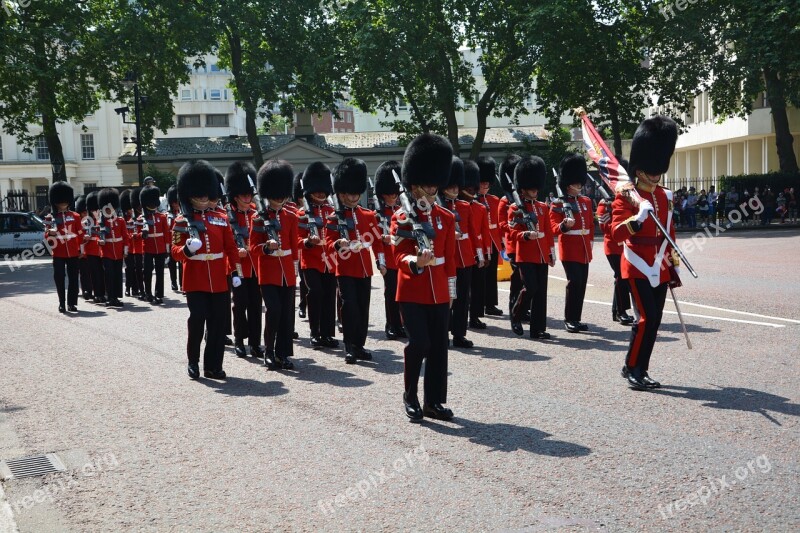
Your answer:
166,185 -> 182,292
596,166 -> 635,326
507,156 -> 556,338
497,154 -> 529,319
612,116 -> 681,390
325,158 -> 386,364
129,187 -> 146,299
210,169 -> 236,347
391,133 -> 457,422
223,161 -> 265,360
84,191 -> 106,304
297,162 -> 339,349
439,157 -> 483,349
373,160 -> 405,340
462,159 -> 490,330
172,160 -> 242,380
73,195 -> 93,302
551,154 -> 595,333
139,185 -> 170,305
98,188 -> 130,308
475,156 -> 503,317
249,160 -> 301,370
294,172 -> 309,320
120,189 -> 139,299
44,181 -> 83,313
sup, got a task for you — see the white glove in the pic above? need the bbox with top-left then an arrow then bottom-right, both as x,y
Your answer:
294,260 -> 299,274
231,275 -> 242,288
186,238 -> 202,252
635,200 -> 653,223
673,266 -> 682,277
124,246 -> 129,256
166,244 -> 170,254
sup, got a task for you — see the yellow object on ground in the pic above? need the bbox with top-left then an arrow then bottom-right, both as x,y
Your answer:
497,255 -> 512,281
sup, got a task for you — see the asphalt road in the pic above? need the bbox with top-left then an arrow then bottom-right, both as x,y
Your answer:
0,228 -> 798,532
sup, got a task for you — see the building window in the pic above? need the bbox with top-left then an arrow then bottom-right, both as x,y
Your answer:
36,137 -> 49,160
206,114 -> 229,127
177,115 -> 201,128
526,94 -> 534,108
398,98 -> 407,111
81,134 -> 95,160
209,89 -> 222,101
210,64 -> 220,72
181,89 -> 192,101
346,113 -> 352,123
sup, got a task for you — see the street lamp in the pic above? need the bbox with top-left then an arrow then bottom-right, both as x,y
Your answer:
50,154 -> 64,182
116,71 -> 147,186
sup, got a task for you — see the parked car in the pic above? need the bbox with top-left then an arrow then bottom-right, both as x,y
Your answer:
0,212 -> 46,252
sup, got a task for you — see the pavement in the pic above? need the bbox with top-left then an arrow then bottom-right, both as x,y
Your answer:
0,228 -> 798,532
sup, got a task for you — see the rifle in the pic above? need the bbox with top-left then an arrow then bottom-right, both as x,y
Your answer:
249,175 -> 281,245
369,178 -> 389,237
586,172 -> 612,201
505,173 -> 538,232
553,168 -> 576,220
175,197 -> 205,242
299,178 -> 320,240
328,172 -> 349,241
221,182 -> 248,249
392,169 -> 434,253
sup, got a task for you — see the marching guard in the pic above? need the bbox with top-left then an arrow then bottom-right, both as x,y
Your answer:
129,187 -> 146,299
85,191 -> 106,305
44,181 -> 83,313
139,184 -> 169,305
373,160 -> 405,340
166,185 -> 183,292
497,154 -> 529,320
98,188 -> 129,309
74,194 -> 93,302
475,156 -> 503,317
462,159 -> 491,330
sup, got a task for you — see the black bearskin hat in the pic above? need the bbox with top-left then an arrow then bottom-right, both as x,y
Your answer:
48,181 -> 73,207
131,187 -> 143,210
177,160 -> 219,205
629,115 -> 678,177
401,133 -> 453,188
140,185 -> 161,209
443,156 -> 465,190
120,189 -> 133,211
225,161 -> 257,201
98,187 -> 120,211
515,156 -> 547,192
374,160 -> 401,196
208,169 -> 224,201
86,191 -> 99,212
293,172 -> 303,202
257,160 -> 294,200
477,155 -> 497,185
559,153 -> 588,189
166,184 -> 178,205
302,162 -> 334,196
75,195 -> 86,213
499,154 -> 522,193
463,160 -> 480,190
334,158 -> 368,195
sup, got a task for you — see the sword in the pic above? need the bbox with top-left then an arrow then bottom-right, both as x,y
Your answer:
670,286 -> 692,349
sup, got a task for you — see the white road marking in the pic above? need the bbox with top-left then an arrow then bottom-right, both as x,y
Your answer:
676,300 -> 800,324
547,275 -> 594,286
584,299 -> 786,328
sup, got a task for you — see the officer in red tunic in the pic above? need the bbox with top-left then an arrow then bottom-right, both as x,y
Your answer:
506,156 -> 556,338
297,162 -> 339,349
223,161 -> 265,360
475,156 -> 503,317
166,185 -> 182,292
374,160 -> 405,340
612,116 -> 681,390
172,160 -> 242,380
462,159 -> 490,330
139,185 -> 169,305
44,181 -> 83,313
391,133 -> 457,421
325,158 -> 386,364
249,160 -> 301,370
497,154 -> 529,319
84,191 -> 106,304
98,188 -> 130,309
551,154 -> 595,333
596,171 -> 634,326
439,157 -> 483,349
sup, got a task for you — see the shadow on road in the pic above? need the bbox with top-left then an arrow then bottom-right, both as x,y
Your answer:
289,357 -> 375,388
198,376 -> 289,397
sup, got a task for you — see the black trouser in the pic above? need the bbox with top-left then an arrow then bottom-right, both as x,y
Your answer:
450,267 -> 472,338
626,279 -> 668,375
299,276 -> 308,312
186,291 -> 229,371
168,255 -> 182,290
562,261 -> 589,322
606,253 -> 631,315
78,257 -> 92,296
144,252 -> 167,299
102,258 -> 123,301
232,276 -> 262,346
401,302 -> 450,404
383,268 -> 402,331
303,268 -> 337,338
509,255 -> 530,314
53,257 -> 79,306
88,255 -> 105,298
484,243 -> 499,309
338,276 -> 371,349
470,263 -> 485,321
260,284 -> 294,358
518,263 -> 549,333
133,253 -> 144,295
124,254 -> 137,293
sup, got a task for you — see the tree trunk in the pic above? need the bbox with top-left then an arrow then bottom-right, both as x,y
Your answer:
227,29 -> 263,167
443,101 -> 460,156
608,98 -> 623,159
764,68 -> 799,173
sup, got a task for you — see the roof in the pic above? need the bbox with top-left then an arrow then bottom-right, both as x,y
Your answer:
123,126 -> 546,158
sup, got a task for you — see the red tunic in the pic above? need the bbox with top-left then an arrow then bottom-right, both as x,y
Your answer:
391,204 -> 456,305
83,214 -> 102,257
497,195 -> 514,256
324,205 -> 385,278
99,216 -> 130,260
596,199 -> 622,255
442,198 -> 478,269
128,212 -> 144,255
507,200 -> 555,264
44,211 -> 83,259
550,195 -> 594,263
476,193 -> 502,251
171,209 -> 240,293
378,204 -> 400,270
228,205 -> 257,278
297,202 -> 334,273
141,211 -> 170,255
469,200 -> 491,259
249,207 -> 300,287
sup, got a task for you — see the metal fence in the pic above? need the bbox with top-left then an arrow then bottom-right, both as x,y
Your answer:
1,190 -> 48,214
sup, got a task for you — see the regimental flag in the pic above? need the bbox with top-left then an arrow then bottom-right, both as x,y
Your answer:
579,112 -> 631,192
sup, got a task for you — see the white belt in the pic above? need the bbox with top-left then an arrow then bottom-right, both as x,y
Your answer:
189,252 -> 224,261
565,229 -> 590,236
433,257 -> 445,266
457,233 -> 470,241
146,233 -> 164,238
105,237 -> 123,243
530,232 -> 545,240
488,224 -> 498,229
271,249 -> 292,257
57,234 -> 77,240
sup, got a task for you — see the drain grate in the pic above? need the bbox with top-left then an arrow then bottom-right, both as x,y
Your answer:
0,454 -> 66,480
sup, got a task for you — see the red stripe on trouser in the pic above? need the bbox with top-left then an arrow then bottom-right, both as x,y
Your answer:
627,280 -> 647,368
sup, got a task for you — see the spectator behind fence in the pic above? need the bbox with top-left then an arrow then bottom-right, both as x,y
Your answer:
776,192 -> 787,223
716,189 -> 726,223
685,187 -> 698,228
707,185 -> 717,222
697,189 -> 709,225
761,187 -> 775,226
726,188 -> 739,222
787,187 -> 797,223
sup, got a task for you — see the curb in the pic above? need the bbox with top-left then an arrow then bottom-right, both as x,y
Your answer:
0,483 -> 19,533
